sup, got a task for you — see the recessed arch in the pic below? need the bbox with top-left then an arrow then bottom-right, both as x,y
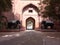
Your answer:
26,17 -> 35,30
22,4 -> 39,13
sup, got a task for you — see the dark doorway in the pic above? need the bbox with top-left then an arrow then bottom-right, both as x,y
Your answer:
26,17 -> 35,30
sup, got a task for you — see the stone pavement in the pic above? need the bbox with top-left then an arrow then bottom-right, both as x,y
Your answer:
38,29 -> 58,32
0,30 -> 60,45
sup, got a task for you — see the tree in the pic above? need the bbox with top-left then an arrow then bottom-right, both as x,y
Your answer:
42,0 -> 60,20
0,0 -> 12,15
0,0 -> 12,29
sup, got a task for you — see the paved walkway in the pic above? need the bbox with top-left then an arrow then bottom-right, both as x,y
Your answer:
38,29 -> 58,32
0,30 -> 60,45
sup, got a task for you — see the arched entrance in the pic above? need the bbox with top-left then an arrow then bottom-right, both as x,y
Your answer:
22,4 -> 39,30
26,17 -> 35,30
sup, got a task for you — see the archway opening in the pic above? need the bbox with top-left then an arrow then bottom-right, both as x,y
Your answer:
26,17 -> 35,30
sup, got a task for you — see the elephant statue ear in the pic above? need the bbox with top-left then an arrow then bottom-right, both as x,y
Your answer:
16,20 -> 21,24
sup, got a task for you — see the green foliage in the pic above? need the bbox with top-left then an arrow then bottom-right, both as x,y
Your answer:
42,0 -> 60,20
0,0 -> 12,29
42,0 -> 50,4
0,0 -> 12,12
50,0 -> 60,4
0,16 -> 7,29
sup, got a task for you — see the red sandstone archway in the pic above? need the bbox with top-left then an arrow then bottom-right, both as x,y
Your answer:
26,17 -> 35,30
22,4 -> 39,14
